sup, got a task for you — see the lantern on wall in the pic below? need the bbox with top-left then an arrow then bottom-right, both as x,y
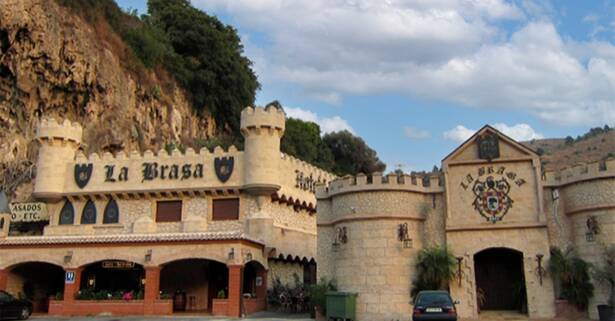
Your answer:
332,226 -> 348,251
87,274 -> 96,289
397,223 -> 412,249
535,253 -> 546,286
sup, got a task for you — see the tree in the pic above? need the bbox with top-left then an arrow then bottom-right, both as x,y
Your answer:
323,130 -> 386,176
281,118 -> 334,171
147,0 -> 259,133
565,136 -> 574,146
411,247 -> 457,298
592,245 -> 615,308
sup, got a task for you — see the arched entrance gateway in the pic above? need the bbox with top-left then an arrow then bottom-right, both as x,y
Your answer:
474,248 -> 527,314
159,259 -> 228,313
79,260 -> 145,300
5,262 -> 64,313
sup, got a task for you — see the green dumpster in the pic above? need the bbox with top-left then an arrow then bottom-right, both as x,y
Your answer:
326,292 -> 358,321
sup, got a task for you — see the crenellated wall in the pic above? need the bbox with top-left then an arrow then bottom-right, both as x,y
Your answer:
542,158 -> 615,319
316,172 -> 445,321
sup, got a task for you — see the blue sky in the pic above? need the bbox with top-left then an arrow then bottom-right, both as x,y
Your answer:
116,0 -> 615,172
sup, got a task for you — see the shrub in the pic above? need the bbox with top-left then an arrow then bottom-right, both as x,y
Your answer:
548,247 -> 594,310
308,278 -> 337,315
592,244 -> 615,307
411,246 -> 457,299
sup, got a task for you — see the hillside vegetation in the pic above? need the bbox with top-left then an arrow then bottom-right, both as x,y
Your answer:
523,126 -> 615,171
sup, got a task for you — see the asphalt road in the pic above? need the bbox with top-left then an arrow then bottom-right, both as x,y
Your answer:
29,312 -> 313,321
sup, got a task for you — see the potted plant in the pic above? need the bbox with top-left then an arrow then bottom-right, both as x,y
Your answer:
548,247 -> 594,312
593,245 -> 614,321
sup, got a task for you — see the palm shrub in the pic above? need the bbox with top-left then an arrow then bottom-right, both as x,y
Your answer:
411,246 -> 457,299
592,244 -> 615,308
548,247 -> 594,310
309,277 -> 337,315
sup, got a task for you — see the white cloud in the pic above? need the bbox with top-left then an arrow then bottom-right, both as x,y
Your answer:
443,125 -> 476,142
284,107 -> 354,134
443,123 -> 543,143
492,123 -> 544,141
195,1 -> 615,127
404,127 -> 431,139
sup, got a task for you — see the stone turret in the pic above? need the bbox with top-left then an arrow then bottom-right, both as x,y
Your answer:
240,105 -> 286,195
33,118 -> 82,200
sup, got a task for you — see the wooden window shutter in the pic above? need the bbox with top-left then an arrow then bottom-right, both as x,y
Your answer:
156,201 -> 182,222
212,198 -> 239,220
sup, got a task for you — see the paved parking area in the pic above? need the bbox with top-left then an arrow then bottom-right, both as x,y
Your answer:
30,312 -> 313,321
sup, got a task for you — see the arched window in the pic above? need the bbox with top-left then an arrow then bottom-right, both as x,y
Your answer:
81,200 -> 97,224
59,200 -> 74,225
103,199 -> 119,224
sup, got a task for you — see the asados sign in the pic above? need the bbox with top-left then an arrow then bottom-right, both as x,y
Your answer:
9,202 -> 48,222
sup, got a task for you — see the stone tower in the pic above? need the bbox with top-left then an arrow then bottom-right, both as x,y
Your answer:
240,105 -> 286,195
33,118 -> 82,200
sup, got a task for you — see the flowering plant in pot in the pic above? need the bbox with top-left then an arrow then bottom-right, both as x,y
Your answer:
593,245 -> 614,321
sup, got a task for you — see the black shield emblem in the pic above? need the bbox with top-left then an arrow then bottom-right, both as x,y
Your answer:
477,132 -> 500,161
214,157 -> 234,183
74,163 -> 93,189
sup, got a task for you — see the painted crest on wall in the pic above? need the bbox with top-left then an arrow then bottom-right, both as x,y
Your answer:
214,156 -> 234,183
74,163 -> 93,189
477,132 -> 500,161
472,176 -> 513,223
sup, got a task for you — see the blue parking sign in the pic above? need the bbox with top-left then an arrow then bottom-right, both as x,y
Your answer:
65,271 -> 75,284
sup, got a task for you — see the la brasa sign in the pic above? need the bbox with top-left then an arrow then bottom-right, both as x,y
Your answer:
9,202 -> 48,222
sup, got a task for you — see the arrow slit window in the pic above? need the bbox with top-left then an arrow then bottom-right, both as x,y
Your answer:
103,199 -> 120,224
81,200 -> 97,224
59,200 -> 75,225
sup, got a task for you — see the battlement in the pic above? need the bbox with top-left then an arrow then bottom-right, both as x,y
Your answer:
36,118 -> 83,145
240,105 -> 286,135
74,145 -> 242,163
543,158 -> 615,187
316,172 -> 444,199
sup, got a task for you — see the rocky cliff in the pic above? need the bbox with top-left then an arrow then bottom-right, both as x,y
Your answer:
0,0 -> 215,201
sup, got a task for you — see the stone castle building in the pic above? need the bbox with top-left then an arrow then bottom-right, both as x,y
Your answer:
317,126 -> 615,320
0,107 -> 613,320
0,106 -> 334,317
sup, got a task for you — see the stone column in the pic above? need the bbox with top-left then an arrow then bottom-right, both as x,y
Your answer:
227,264 -> 244,317
0,268 -> 7,291
143,266 -> 161,315
60,267 -> 82,315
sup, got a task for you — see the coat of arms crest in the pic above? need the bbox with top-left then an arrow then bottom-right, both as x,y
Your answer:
477,132 -> 500,161
214,156 -> 234,183
472,176 -> 513,223
74,163 -> 93,189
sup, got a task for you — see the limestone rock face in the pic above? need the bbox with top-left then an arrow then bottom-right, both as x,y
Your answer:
0,0 -> 215,200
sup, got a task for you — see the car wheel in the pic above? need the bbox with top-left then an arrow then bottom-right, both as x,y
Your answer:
19,307 -> 30,320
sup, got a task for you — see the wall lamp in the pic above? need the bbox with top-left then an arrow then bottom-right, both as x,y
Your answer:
144,249 -> 152,262
228,248 -> 235,260
64,250 -> 73,264
536,253 -> 546,286
456,256 -> 464,287
397,223 -> 413,248
332,226 -> 348,251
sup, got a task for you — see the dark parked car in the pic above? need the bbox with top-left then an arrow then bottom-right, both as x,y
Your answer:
412,290 -> 458,321
0,291 -> 32,320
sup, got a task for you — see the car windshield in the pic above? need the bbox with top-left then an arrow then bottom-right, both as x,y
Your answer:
0,291 -> 13,302
416,292 -> 452,306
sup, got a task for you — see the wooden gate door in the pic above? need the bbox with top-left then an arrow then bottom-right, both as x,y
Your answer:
474,248 -> 525,310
